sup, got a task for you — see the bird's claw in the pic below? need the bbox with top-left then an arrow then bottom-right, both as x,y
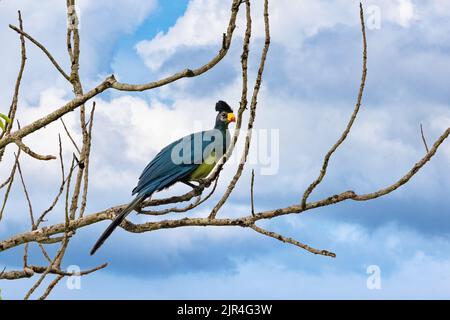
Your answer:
197,179 -> 207,188
184,180 -> 206,192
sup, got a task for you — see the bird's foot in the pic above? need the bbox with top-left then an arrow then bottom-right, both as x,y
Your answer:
183,180 -> 205,192
135,202 -> 146,215
197,178 -> 207,188
183,181 -> 198,189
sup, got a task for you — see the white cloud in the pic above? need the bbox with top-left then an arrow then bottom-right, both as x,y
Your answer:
136,0 -> 232,71
332,223 -> 368,243
398,0 -> 416,27
0,0 -> 157,107
135,0 -> 442,73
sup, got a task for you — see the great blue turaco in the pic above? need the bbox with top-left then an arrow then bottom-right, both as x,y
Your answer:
90,101 -> 236,255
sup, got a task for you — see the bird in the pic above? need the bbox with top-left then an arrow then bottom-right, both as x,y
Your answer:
90,100 -> 236,255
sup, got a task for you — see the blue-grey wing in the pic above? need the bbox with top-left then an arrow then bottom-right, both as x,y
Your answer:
132,129 -> 226,197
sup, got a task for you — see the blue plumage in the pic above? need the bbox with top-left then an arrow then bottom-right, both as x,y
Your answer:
90,101 -> 235,255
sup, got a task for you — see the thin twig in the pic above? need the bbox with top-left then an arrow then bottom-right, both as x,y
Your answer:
205,0 -> 252,184
1,263 -> 108,280
23,243 -> 29,268
17,160 -> 35,228
0,150 -> 21,222
38,243 -> 53,264
66,0 -> 88,222
250,224 -> 336,257
60,118 -> 81,154
38,275 -> 64,300
24,157 -> 76,298
0,176 -> 12,190
250,169 -> 255,216
15,139 -> 56,161
36,135 -> 66,226
420,123 -> 429,153
23,235 -> 69,299
0,11 -> 27,161
8,25 -> 70,81
65,158 -> 76,224
79,102 -> 96,217
209,0 -> 270,219
301,2 -> 367,208
353,128 -> 450,201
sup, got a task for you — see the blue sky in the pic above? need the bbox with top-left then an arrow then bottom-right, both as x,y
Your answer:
1,0 -> 450,299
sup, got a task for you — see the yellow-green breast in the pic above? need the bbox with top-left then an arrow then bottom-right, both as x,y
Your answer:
188,152 -> 217,181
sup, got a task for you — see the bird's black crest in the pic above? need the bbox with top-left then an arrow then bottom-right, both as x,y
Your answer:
215,100 -> 233,113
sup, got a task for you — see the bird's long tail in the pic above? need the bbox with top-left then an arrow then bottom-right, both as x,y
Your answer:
90,196 -> 143,255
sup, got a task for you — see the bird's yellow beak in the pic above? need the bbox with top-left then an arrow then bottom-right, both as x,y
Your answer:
227,113 -> 236,123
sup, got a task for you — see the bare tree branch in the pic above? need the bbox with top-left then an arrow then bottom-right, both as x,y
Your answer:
420,123 -> 429,153
60,118 -> 81,154
14,139 -> 56,161
250,224 -> 336,257
0,76 -> 116,150
209,0 -> 270,219
250,169 -> 255,216
38,275 -> 64,300
0,263 -> 108,280
35,135 -> 66,226
139,178 -> 219,216
204,0 -> 252,184
79,102 -> 96,218
0,176 -> 12,190
37,262 -> 107,299
110,0 -> 241,92
352,128 -> 450,201
301,2 -> 368,208
23,236 -> 69,299
0,11 -> 27,161
8,25 -> 71,81
17,160 -> 35,228
0,150 -> 20,222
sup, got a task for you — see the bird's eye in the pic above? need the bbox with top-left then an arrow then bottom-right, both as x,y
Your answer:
220,112 -> 227,120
